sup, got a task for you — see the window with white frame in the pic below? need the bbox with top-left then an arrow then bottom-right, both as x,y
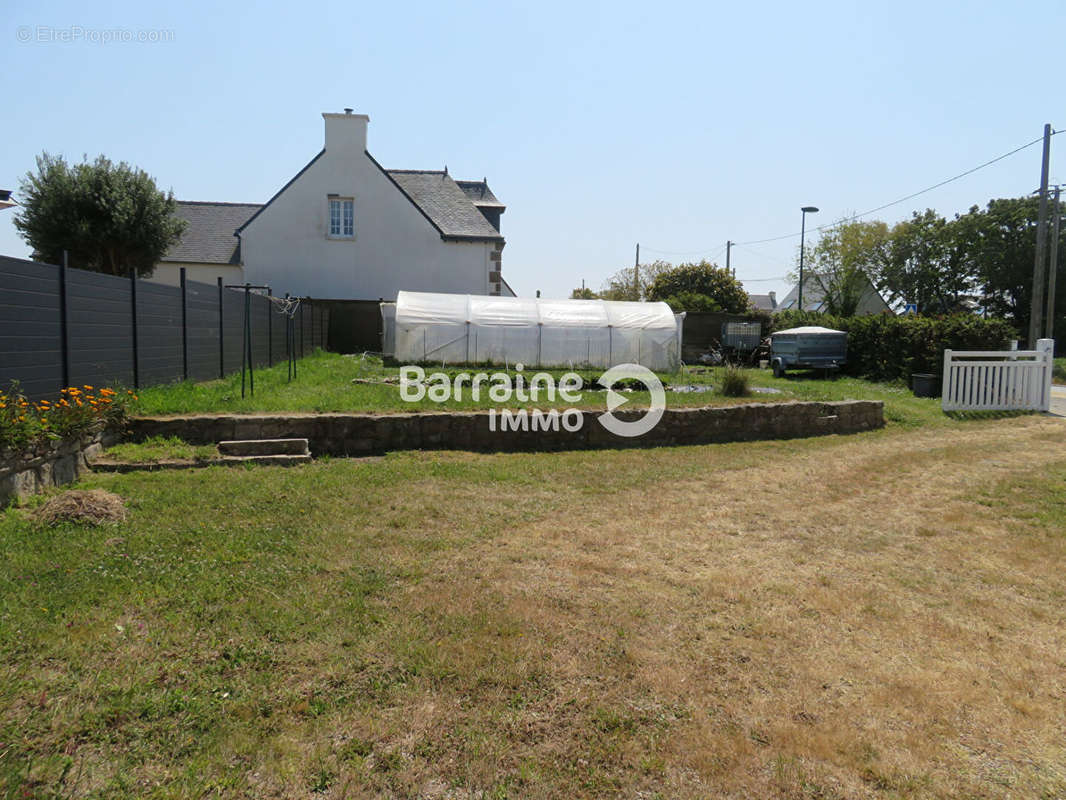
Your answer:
328,197 -> 354,237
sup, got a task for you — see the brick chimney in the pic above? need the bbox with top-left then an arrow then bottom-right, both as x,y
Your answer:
322,109 -> 369,154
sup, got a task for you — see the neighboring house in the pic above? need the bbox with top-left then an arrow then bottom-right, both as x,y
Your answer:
151,110 -> 511,299
151,201 -> 260,288
0,190 -> 15,211
748,291 -> 777,312
777,274 -> 891,315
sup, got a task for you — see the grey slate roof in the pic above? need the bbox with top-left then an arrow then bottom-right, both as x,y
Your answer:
387,170 -> 503,241
748,293 -> 777,311
455,179 -> 505,209
163,201 -> 262,264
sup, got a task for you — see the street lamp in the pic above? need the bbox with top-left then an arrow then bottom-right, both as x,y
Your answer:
798,206 -> 819,311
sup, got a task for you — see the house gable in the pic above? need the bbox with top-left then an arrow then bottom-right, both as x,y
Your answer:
233,111 -> 505,300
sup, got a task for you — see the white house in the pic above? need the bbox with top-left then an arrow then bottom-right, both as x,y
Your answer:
777,274 -> 891,315
152,110 -> 512,299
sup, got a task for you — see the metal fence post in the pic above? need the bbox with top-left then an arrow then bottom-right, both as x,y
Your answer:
299,300 -> 305,356
180,267 -> 189,381
130,268 -> 140,389
217,276 -> 224,378
59,251 -> 70,390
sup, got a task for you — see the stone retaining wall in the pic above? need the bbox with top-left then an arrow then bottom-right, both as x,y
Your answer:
129,401 -> 883,456
1,426 -> 118,505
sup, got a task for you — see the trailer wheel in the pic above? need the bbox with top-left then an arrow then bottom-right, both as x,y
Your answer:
772,360 -> 785,378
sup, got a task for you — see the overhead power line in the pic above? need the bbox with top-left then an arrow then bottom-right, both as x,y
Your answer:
641,243 -> 726,259
737,131 -> 1055,246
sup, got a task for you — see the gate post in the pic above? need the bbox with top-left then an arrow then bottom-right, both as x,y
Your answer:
1037,339 -> 1054,411
941,349 -> 953,411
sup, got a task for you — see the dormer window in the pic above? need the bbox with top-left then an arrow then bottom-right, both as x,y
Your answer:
328,197 -> 354,238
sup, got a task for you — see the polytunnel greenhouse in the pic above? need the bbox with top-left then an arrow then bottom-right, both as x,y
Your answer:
386,291 -> 684,371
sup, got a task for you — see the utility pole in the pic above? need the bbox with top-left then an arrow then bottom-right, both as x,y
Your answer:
726,240 -> 733,277
634,243 -> 640,298
1046,186 -> 1061,340
1029,123 -> 1052,346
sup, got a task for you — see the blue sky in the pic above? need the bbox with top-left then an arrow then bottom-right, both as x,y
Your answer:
3,0 -> 1063,300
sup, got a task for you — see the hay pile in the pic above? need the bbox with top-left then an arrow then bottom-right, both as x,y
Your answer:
34,489 -> 127,526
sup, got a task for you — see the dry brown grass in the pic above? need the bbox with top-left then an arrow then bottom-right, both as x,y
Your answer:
33,488 -> 127,526
344,417 -> 1066,798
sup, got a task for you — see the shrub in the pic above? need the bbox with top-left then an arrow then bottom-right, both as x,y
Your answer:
659,291 -> 723,313
0,383 -> 132,454
648,261 -> 750,314
770,311 -> 1017,383
718,366 -> 750,397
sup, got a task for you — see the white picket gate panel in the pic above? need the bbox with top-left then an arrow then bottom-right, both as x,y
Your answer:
942,340 -> 1055,412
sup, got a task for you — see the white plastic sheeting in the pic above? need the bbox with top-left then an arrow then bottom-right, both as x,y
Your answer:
392,291 -> 683,370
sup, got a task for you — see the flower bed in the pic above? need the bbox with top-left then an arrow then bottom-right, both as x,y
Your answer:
0,385 -> 132,504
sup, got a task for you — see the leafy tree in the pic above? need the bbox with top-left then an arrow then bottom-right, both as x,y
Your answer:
14,152 -> 185,276
647,260 -> 749,313
656,290 -> 721,313
877,210 -> 975,314
801,219 -> 889,316
570,286 -> 598,299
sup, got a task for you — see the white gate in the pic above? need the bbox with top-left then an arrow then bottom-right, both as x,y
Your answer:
942,339 -> 1055,412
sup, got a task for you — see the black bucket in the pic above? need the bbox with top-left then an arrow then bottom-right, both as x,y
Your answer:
911,373 -> 938,398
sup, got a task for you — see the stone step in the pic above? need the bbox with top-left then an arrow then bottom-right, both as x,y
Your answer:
217,438 -> 309,457
219,453 -> 312,466
91,453 -> 313,472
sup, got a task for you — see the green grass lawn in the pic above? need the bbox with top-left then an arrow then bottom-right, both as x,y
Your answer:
103,436 -> 218,464
1054,356 -> 1065,384
129,350 -> 946,428
3,415 -> 1066,797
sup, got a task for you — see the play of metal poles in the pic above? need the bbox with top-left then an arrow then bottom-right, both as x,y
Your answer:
226,283 -> 306,398
225,283 -> 270,398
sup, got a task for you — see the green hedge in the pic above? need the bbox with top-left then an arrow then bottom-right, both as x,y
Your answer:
771,311 -> 1018,383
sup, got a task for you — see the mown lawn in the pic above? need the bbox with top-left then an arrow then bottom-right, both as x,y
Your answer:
3,414 -> 1066,798
128,351 -> 946,428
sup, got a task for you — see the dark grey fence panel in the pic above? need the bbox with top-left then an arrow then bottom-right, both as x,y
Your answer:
269,299 -> 288,366
250,292 -> 271,367
319,308 -> 330,352
320,300 -> 381,353
300,303 -> 312,356
312,305 -> 327,350
0,256 -> 63,397
185,279 -> 221,382
66,269 -> 135,389
136,280 -> 184,386
2,256 -> 328,398
222,289 -> 245,374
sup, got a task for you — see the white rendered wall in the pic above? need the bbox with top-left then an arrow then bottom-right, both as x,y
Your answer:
240,113 -> 494,300
148,262 -> 244,289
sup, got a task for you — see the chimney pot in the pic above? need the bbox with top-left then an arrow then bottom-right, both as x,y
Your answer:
344,107 -> 353,115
